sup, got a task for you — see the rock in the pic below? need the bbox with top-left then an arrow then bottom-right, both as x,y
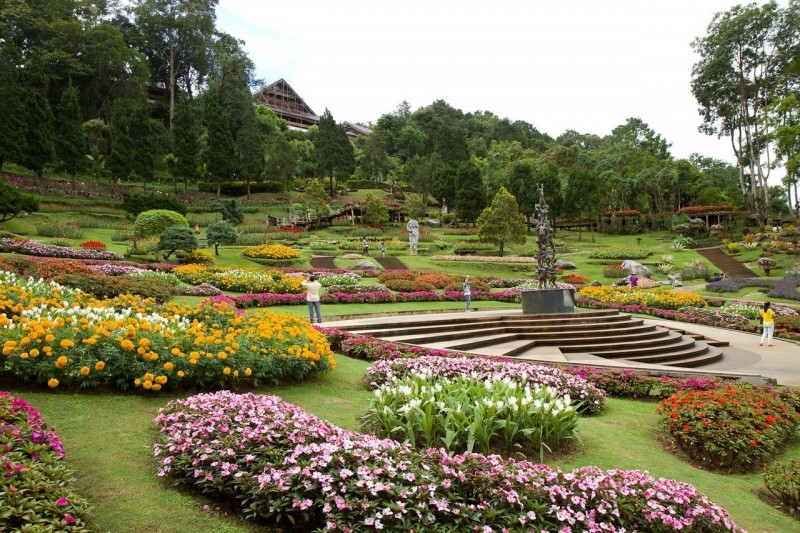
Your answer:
556,259 -> 576,269
352,260 -> 379,271
621,260 -> 651,278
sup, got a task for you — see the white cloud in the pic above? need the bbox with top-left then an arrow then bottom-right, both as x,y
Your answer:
217,0 -> 786,177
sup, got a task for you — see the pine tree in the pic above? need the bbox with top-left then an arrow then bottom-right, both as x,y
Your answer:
0,61 -> 25,171
56,85 -> 88,188
202,90 -> 236,198
172,95 -> 200,193
20,81 -> 55,182
236,106 -> 265,199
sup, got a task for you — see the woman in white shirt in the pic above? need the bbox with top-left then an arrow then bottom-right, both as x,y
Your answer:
301,275 -> 323,324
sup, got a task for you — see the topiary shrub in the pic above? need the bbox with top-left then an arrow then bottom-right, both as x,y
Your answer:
134,210 -> 189,238
54,273 -> 176,302
155,226 -> 198,260
206,221 -> 238,256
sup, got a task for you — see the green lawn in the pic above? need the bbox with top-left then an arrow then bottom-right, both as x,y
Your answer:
10,355 -> 799,533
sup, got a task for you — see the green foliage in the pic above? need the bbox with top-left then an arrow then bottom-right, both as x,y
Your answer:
403,193 -> 428,221
34,221 -> 82,239
301,178 -> 331,221
55,85 -> 87,177
315,108 -> 355,194
19,81 -> 55,177
108,97 -> 163,183
206,221 -> 238,255
477,186 -> 527,256
156,226 -> 198,259
133,210 -> 189,238
588,246 -> 652,259
197,180 -> 282,194
212,198 -> 244,226
362,374 -> 580,458
121,192 -> 188,216
345,179 -> 392,191
658,384 -> 798,473
201,90 -> 236,193
764,459 -> 800,513
361,193 -> 389,226
56,273 -> 176,303
0,179 -> 39,222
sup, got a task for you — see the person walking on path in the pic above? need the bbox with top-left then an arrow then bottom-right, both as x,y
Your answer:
759,301 -> 775,346
301,274 -> 323,324
380,241 -> 386,257
362,238 -> 369,256
463,276 -> 471,312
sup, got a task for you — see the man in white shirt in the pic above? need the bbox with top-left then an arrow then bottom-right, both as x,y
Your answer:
301,275 -> 323,324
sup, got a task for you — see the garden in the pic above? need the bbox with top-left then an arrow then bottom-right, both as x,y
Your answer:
2,184 -> 800,532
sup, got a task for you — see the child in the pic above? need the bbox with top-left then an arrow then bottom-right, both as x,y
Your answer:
380,241 -> 386,257
362,238 -> 369,255
463,276 -> 471,312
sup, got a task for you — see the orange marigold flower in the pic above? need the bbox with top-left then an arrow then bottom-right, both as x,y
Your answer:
80,366 -> 90,376
95,361 -> 105,371
60,339 -> 74,349
48,378 -> 59,388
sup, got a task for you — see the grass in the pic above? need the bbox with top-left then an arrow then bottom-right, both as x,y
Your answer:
8,357 -> 799,533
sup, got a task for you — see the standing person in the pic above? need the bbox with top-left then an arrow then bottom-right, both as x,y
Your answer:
194,224 -> 200,236
301,275 -> 322,324
463,276 -> 471,312
362,238 -> 369,255
759,301 -> 775,346
629,273 -> 638,287
380,241 -> 386,257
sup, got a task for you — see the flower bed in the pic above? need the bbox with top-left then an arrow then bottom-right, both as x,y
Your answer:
1,271 -> 333,392
1,392 -> 90,529
241,243 -> 301,259
430,254 -> 538,263
588,246 -> 652,259
578,285 -> 707,309
153,391 -> 742,532
173,264 -> 303,293
366,356 -> 605,414
0,238 -> 121,260
706,276 -> 800,301
657,384 -> 799,472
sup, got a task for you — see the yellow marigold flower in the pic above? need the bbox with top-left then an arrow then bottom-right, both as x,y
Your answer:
143,380 -> 153,390
121,339 -> 134,351
45,334 -> 55,342
233,370 -> 239,377
134,378 -> 141,386
48,378 -> 59,388
2,347 -> 12,356
60,339 -> 75,349
177,370 -> 185,378
55,356 -> 68,369
143,373 -> 155,382
20,353 -> 28,359
20,337 -> 30,346
223,367 -> 231,375
244,368 -> 252,376
139,338 -> 150,347
171,347 -> 181,356
155,375 -> 168,385
217,352 -> 227,360
95,361 -> 105,371
80,366 -> 90,376
163,361 -> 175,372
151,383 -> 161,392
137,346 -> 146,355
43,346 -> 52,354
83,336 -> 97,345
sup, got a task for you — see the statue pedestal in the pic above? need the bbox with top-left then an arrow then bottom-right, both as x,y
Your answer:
521,288 -> 576,314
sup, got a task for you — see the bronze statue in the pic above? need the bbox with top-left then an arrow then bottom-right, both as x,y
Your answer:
535,184 -> 558,288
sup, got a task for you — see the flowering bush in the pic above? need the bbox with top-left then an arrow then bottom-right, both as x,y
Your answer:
242,243 -> 301,260
763,459 -> 800,513
0,392 -> 90,530
563,273 -> 589,284
153,391 -> 742,532
179,283 -> 222,296
706,276 -> 800,301
588,246 -> 652,259
430,254 -> 538,263
602,261 -> 628,278
0,271 -> 334,392
657,384 -> 799,472
364,372 -> 580,458
176,248 -> 214,264
79,240 -> 106,250
568,366 -> 725,399
680,259 -> 712,281
366,356 -> 605,414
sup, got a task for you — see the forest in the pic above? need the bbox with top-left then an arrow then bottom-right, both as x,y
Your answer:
1,0 -> 799,224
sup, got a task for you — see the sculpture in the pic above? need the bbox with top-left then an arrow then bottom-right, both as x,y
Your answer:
535,184 -> 558,289
407,219 -> 419,255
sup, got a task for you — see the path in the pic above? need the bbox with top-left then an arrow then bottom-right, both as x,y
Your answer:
310,255 -> 337,269
375,256 -> 407,270
695,246 -> 756,277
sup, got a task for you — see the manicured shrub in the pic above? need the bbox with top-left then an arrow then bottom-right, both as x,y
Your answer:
589,246 -> 652,259
133,209 -> 189,238
764,459 -> 800,513
155,226 -> 197,259
657,384 -> 799,472
55,272 -> 177,302
206,221 -> 238,255
0,392 -> 90,530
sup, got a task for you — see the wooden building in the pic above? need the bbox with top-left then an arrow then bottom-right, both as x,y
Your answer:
252,79 -> 319,130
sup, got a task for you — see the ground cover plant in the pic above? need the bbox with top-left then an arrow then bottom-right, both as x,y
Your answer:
153,391 -> 743,532
0,392 -> 90,531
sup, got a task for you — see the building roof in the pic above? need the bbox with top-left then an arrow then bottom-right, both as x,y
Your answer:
343,121 -> 373,138
253,79 -> 319,129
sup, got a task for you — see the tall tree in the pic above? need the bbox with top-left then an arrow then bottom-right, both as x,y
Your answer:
131,0 -> 218,128
108,97 -> 163,187
508,159 -> 538,231
172,94 -> 200,193
201,89 -> 236,197
300,178 -> 331,227
235,105 -> 264,199
315,109 -> 355,196
454,158 -> 486,225
477,186 -> 527,256
692,2 -> 782,222
562,151 -> 603,242
265,133 -> 298,198
0,60 -> 24,171
356,132 -> 390,182
20,79 -> 55,183
55,85 -> 88,189
83,118 -> 110,183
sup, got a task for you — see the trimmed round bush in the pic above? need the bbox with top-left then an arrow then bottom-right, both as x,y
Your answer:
134,209 -> 189,238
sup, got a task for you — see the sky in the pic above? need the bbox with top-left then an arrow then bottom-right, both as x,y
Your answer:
216,0 -> 771,168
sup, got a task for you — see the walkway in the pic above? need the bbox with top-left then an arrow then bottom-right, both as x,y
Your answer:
695,246 -> 756,277
375,256 -> 407,270
309,255 -> 337,269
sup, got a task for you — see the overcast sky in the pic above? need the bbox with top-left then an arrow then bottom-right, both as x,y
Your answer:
217,0 -> 770,168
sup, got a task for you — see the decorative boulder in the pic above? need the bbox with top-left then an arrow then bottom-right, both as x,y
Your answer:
621,260 -> 651,278
556,259 -> 576,270
352,260 -> 380,271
